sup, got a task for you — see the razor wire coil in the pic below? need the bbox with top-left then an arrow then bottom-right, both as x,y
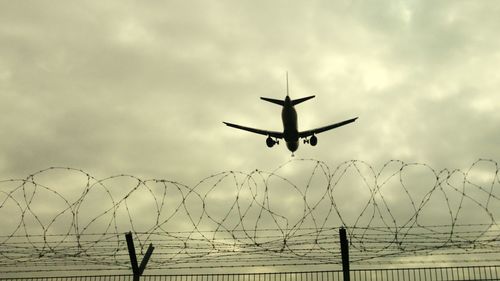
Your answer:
0,159 -> 499,274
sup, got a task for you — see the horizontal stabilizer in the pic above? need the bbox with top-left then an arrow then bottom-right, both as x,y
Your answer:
261,97 -> 285,106
292,95 -> 315,106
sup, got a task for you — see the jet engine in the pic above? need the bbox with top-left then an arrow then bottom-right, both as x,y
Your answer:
310,135 -> 318,146
266,136 -> 276,148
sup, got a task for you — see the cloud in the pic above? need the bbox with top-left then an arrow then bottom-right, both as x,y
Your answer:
1,0 -> 500,274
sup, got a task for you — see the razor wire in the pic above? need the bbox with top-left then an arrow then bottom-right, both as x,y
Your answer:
0,159 -> 499,274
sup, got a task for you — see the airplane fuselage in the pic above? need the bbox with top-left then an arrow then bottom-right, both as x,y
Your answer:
282,96 -> 299,152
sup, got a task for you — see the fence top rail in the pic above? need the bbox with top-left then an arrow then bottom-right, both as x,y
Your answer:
2,265 -> 500,280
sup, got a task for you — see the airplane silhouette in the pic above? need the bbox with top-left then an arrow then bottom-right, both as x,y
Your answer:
223,74 -> 358,155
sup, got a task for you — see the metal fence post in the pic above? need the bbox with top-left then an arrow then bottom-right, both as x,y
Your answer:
339,227 -> 350,281
126,231 -> 155,281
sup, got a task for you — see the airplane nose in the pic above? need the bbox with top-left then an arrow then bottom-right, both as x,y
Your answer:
286,141 -> 299,152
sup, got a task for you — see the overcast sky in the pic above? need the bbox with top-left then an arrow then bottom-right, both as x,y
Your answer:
1,1 -> 499,180
1,0 -> 500,274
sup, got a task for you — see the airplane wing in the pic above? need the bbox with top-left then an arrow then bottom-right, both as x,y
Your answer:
298,117 -> 358,138
223,122 -> 284,139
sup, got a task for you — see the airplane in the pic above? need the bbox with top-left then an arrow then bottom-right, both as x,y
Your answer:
223,74 -> 358,155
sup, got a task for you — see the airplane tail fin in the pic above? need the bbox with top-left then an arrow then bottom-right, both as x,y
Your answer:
291,95 -> 315,106
261,97 -> 285,106
260,73 -> 314,106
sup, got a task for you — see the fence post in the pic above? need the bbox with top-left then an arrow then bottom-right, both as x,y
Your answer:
126,231 -> 155,281
339,227 -> 350,281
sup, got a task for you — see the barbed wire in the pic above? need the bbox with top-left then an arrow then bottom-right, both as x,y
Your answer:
0,159 -> 499,274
